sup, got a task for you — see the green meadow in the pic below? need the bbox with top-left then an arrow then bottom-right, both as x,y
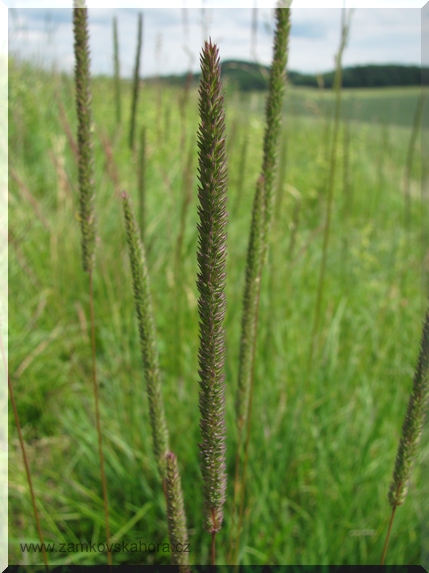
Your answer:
286,85 -> 428,128
8,54 -> 429,566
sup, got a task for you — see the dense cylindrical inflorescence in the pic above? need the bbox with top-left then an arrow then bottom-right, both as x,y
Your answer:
165,452 -> 191,572
236,4 -> 291,430
129,13 -> 143,150
235,176 -> 265,426
73,1 -> 96,273
122,192 -> 169,479
388,306 -> 429,507
261,5 -> 291,243
196,40 -> 228,534
113,16 -> 121,125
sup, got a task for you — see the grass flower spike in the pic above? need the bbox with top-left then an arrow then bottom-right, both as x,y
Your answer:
381,305 -> 429,563
235,175 -> 265,427
165,452 -> 191,572
129,12 -> 143,150
260,4 -> 291,242
388,306 -> 429,506
73,1 -> 96,272
229,5 -> 291,563
122,192 -> 169,479
195,40 -> 228,544
236,3 -> 290,431
73,2 -> 112,563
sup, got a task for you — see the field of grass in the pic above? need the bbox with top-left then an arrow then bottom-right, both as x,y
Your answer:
8,54 -> 429,566
285,85 -> 428,128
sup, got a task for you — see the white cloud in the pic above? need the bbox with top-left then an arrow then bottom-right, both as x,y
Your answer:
3,1 -> 427,6
7,6 -> 423,77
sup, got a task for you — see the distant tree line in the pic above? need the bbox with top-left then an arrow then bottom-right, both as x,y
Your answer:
152,61 -> 428,91
292,64 -> 428,89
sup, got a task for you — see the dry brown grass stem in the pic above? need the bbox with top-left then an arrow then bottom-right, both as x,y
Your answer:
4,320 -> 49,572
9,168 -> 50,231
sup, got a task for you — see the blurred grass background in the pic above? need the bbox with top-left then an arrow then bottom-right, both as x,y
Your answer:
8,55 -> 429,565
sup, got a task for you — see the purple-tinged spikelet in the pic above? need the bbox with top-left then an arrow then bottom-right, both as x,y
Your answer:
165,452 -> 190,572
196,40 -> 228,534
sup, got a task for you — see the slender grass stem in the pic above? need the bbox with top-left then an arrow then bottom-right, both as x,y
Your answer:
129,13 -> 143,150
8,370 -> 49,571
380,496 -> 398,565
89,270 -> 112,565
138,125 -> 146,242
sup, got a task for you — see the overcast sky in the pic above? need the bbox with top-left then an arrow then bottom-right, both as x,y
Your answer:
6,5 -> 424,78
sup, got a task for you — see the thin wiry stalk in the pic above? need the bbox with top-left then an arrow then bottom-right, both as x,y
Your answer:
9,168 -> 50,231
6,360 -> 49,572
129,12 -> 143,150
122,192 -> 169,480
195,40 -> 228,553
165,452 -> 190,572
73,4 -> 111,565
381,306 -> 429,564
138,125 -> 146,242
113,16 -> 121,125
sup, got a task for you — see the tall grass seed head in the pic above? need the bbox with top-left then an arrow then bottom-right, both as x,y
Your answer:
196,39 -> 228,534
